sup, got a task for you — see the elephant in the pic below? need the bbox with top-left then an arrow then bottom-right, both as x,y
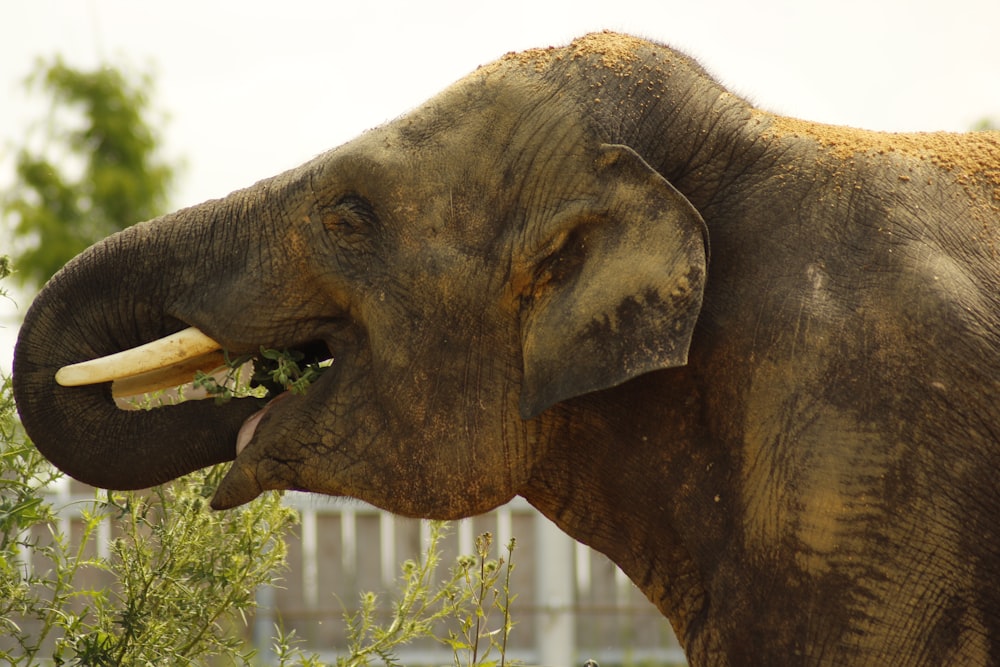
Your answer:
13,31 -> 1000,665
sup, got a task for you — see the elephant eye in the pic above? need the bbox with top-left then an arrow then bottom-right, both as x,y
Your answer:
321,195 -> 378,234
535,228 -> 588,288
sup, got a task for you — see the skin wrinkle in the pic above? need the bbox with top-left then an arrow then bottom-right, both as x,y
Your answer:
515,145 -> 589,252
530,391 -> 713,652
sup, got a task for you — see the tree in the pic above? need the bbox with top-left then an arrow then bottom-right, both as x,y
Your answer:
2,58 -> 177,290
973,117 -> 998,131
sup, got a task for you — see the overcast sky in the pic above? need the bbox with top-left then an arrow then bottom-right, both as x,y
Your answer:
2,0 -> 999,372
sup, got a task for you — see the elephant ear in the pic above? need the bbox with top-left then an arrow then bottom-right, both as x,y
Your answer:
518,143 -> 708,419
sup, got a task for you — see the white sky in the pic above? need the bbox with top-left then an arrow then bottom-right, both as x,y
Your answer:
2,0 -> 999,373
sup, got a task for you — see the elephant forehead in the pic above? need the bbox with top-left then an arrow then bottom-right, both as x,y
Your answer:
349,68 -> 585,167
305,71 -> 600,261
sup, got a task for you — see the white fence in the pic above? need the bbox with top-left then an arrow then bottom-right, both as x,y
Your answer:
265,495 -> 686,666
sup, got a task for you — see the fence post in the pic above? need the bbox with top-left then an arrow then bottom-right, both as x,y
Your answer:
254,583 -> 276,662
535,516 -> 574,666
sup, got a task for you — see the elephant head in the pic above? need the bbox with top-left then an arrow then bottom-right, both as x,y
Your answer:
14,35 -> 708,518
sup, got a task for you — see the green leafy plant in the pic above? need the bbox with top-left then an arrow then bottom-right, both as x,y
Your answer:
445,531 -> 518,667
73,471 -> 296,664
0,358 -> 300,664
193,347 -> 329,405
334,522 -> 518,667
257,348 -> 328,396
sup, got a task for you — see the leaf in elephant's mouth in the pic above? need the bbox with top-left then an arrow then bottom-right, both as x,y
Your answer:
116,347 -> 332,412
194,345 -> 331,404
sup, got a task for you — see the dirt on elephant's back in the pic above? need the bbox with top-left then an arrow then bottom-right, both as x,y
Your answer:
489,31 -> 647,75
765,114 -> 1000,200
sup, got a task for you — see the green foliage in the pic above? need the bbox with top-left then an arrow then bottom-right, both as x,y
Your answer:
333,522 -> 518,667
257,348 -> 328,396
973,117 -> 998,131
448,532 -> 518,667
73,473 -> 296,665
3,57 -> 177,289
194,347 -> 330,404
0,370 -> 299,665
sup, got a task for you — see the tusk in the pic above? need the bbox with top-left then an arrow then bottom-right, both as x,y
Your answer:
55,326 -> 223,387
110,350 -> 229,398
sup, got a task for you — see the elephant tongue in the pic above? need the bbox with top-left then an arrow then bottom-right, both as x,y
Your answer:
235,391 -> 290,455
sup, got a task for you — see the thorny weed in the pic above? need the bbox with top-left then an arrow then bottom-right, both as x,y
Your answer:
0,417 -> 299,664
330,522 -> 519,667
452,531 -> 518,667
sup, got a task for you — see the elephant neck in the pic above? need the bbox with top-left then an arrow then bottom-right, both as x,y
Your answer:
521,369 -> 732,661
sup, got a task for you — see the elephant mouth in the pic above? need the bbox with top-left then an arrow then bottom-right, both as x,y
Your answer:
56,325 -> 329,455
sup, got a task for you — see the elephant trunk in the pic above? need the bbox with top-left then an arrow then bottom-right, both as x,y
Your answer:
12,199 -> 266,490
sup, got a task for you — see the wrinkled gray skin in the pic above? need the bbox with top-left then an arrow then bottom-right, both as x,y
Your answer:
14,33 -> 1000,665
